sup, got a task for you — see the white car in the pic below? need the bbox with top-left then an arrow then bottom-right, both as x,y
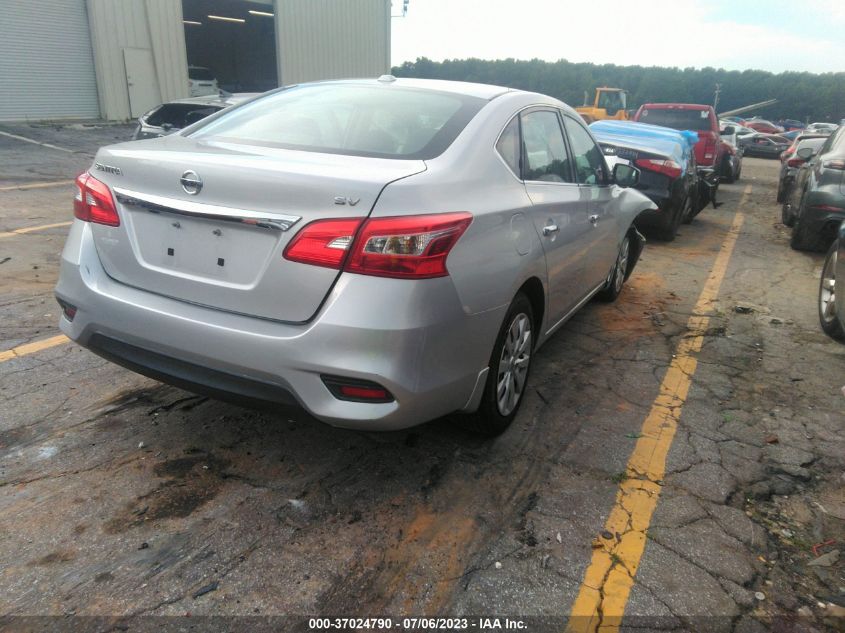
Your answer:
188,66 -> 218,97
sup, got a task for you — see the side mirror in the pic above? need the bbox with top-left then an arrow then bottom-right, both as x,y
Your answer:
721,125 -> 736,135
160,122 -> 173,131
613,163 -> 640,187
796,147 -> 816,159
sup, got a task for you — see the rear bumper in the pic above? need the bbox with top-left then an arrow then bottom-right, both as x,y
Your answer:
55,221 -> 502,430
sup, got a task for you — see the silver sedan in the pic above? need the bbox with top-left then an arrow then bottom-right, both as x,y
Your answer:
55,77 -> 655,433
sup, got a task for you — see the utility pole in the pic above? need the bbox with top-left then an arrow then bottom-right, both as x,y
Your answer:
391,0 -> 409,17
714,83 -> 721,111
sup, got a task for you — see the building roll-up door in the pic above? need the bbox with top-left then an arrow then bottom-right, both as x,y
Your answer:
0,0 -> 100,121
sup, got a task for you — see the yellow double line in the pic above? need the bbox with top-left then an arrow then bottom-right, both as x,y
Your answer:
566,187 -> 750,633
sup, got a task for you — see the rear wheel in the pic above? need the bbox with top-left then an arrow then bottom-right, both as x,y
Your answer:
679,193 -> 696,225
790,196 -> 826,251
781,200 -> 795,227
722,156 -> 735,184
819,241 -> 844,341
461,293 -> 534,436
598,235 -> 631,302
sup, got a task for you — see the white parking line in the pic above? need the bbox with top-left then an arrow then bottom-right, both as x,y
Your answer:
0,130 -> 78,153
0,180 -> 75,192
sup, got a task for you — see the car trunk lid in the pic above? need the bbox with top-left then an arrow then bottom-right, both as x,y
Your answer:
88,136 -> 426,322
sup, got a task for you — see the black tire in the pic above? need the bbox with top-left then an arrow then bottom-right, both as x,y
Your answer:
790,196 -> 827,252
460,293 -> 534,436
679,193 -> 696,225
722,157 -> 735,184
597,235 -> 631,302
776,181 -> 785,203
781,200 -> 795,227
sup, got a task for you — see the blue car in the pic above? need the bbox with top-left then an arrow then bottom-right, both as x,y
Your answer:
820,222 -> 844,341
591,120 -> 699,241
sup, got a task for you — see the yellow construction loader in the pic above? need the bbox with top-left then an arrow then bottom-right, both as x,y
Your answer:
576,87 -> 630,123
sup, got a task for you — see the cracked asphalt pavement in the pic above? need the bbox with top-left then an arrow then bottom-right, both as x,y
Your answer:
1,123 -> 844,632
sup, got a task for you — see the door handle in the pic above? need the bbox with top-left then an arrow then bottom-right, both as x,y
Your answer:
589,214 -> 599,225
542,224 -> 559,236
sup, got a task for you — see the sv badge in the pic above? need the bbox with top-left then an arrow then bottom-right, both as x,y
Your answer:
334,196 -> 360,206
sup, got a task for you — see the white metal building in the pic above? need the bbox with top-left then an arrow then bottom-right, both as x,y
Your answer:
0,0 -> 392,121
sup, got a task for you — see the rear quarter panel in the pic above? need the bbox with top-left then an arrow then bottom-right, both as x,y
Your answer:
372,93 -> 549,345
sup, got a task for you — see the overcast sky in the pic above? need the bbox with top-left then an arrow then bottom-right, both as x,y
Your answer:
390,0 -> 845,74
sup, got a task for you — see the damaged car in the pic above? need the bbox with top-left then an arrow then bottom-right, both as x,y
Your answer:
55,78 -> 655,434
591,119 -> 698,241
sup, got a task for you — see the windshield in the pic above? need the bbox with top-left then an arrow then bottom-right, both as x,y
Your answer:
796,138 -> 825,152
189,67 -> 215,80
597,90 -> 626,111
638,108 -> 712,131
190,84 -> 486,159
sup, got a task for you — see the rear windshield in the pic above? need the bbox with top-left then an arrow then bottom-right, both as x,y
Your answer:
796,138 -> 826,151
146,104 -> 222,128
189,84 -> 487,159
638,108 -> 712,131
189,67 -> 215,80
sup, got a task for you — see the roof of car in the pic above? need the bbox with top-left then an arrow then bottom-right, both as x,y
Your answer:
311,77 -> 514,100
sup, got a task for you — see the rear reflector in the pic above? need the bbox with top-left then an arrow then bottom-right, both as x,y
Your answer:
321,375 -> 394,403
56,298 -> 77,321
74,173 -> 120,226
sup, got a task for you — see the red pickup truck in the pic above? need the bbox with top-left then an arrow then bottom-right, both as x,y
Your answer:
633,103 -> 724,209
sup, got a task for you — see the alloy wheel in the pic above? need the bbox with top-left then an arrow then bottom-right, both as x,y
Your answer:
820,248 -> 837,324
614,237 -> 630,293
496,313 -> 532,416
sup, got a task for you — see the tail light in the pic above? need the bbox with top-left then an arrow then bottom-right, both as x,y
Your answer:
282,218 -> 363,268
73,173 -> 120,226
823,159 -> 845,170
346,213 -> 472,278
635,158 -> 682,180
284,213 -> 472,279
703,135 -> 717,161
786,157 -> 805,168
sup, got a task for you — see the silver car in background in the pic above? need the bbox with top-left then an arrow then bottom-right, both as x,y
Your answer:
55,78 -> 654,434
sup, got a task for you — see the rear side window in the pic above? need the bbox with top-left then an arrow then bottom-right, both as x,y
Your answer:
639,108 -> 712,131
496,117 -> 521,176
520,110 -> 572,182
190,84 -> 487,160
796,138 -> 826,152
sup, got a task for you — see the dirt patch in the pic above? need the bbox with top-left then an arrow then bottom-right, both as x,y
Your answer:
103,452 -> 230,533
29,549 -> 76,565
